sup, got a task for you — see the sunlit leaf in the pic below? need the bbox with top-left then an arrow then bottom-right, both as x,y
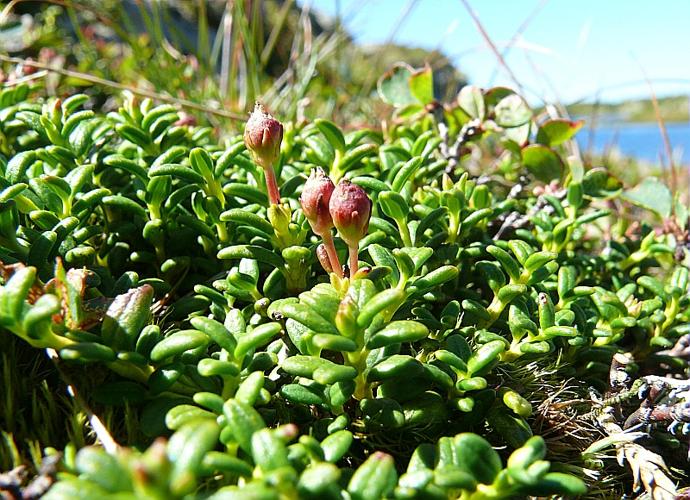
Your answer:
536,119 -> 584,147
409,65 -> 434,105
622,177 -> 672,219
521,144 -> 563,182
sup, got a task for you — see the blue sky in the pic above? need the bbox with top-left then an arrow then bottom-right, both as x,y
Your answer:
306,0 -> 690,104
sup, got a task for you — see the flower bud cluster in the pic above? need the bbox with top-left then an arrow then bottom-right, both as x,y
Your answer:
300,170 -> 371,278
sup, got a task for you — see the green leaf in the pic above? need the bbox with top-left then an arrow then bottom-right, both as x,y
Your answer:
377,64 -> 417,107
251,428 -> 290,472
149,164 -> 205,184
507,436 -> 546,474
457,85 -> 485,121
315,119 -> 346,153
223,399 -> 265,454
148,363 -> 185,394
524,251 -> 556,273
409,65 -> 434,105
368,244 -> 400,285
197,359 -> 239,377
582,168 -> 623,199
467,340 -> 505,376
526,472 -> 588,496
412,265 -> 458,291
378,191 -> 410,221
102,195 -> 147,218
275,302 -> 338,335
223,183 -> 268,204
281,355 -> 357,384
367,320 -> 429,349
434,466 -> 477,490
3,265 -> 37,321
391,157 -> 423,192
348,451 -> 398,500
116,123 -> 150,147
189,148 -> 214,179
42,479 -> 108,499
217,244 -> 285,268
622,177 -> 672,219
486,245 -> 520,283
201,452 -> 252,477
494,93 -> 531,127
60,343 -> 116,363
6,151 -> 36,183
321,430 -> 353,463
235,371 -> 265,406
220,209 -> 273,234
22,295 -> 60,340
339,143 -> 378,174
521,144 -> 564,183
101,285 -> 154,351
190,317 -> 236,353
312,333 -> 358,353
298,463 -> 342,497
453,433 -> 502,485
150,329 -> 210,362
536,119 -> 584,147
234,323 -> 281,359
168,419 -> 220,495
75,447 -> 130,492
280,383 -> 326,405
357,288 -> 406,328
367,355 -> 424,382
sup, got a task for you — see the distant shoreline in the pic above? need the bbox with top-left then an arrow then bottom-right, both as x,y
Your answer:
565,94 -> 690,124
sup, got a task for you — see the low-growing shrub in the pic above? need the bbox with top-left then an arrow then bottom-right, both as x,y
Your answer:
1,67 -> 689,498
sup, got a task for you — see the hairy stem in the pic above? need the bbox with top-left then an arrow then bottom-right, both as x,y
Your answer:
349,245 -> 359,278
263,165 -> 281,205
321,231 -> 343,278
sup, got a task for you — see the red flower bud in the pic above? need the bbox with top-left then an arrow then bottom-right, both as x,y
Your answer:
329,180 -> 372,248
300,168 -> 335,235
244,102 -> 283,168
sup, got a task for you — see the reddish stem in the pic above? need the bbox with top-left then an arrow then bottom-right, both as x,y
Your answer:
321,231 -> 343,278
263,165 -> 281,205
349,245 -> 359,278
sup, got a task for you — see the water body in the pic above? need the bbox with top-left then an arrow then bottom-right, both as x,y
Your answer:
576,122 -> 690,166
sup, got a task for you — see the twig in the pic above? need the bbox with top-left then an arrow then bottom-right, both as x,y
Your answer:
0,54 -> 246,121
219,0 -> 234,99
44,348 -> 120,455
1,70 -> 49,87
635,58 -> 678,197
589,409 -> 677,500
487,0 -> 549,87
459,0 -> 524,95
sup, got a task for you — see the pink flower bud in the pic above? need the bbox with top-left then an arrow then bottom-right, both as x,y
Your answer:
244,102 -> 283,168
316,243 -> 334,273
329,180 -> 372,248
300,168 -> 335,235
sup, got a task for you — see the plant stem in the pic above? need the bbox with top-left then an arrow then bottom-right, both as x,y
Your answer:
321,231 -> 343,278
396,218 -> 413,247
216,222 -> 229,243
349,245 -> 359,278
263,165 -> 281,205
